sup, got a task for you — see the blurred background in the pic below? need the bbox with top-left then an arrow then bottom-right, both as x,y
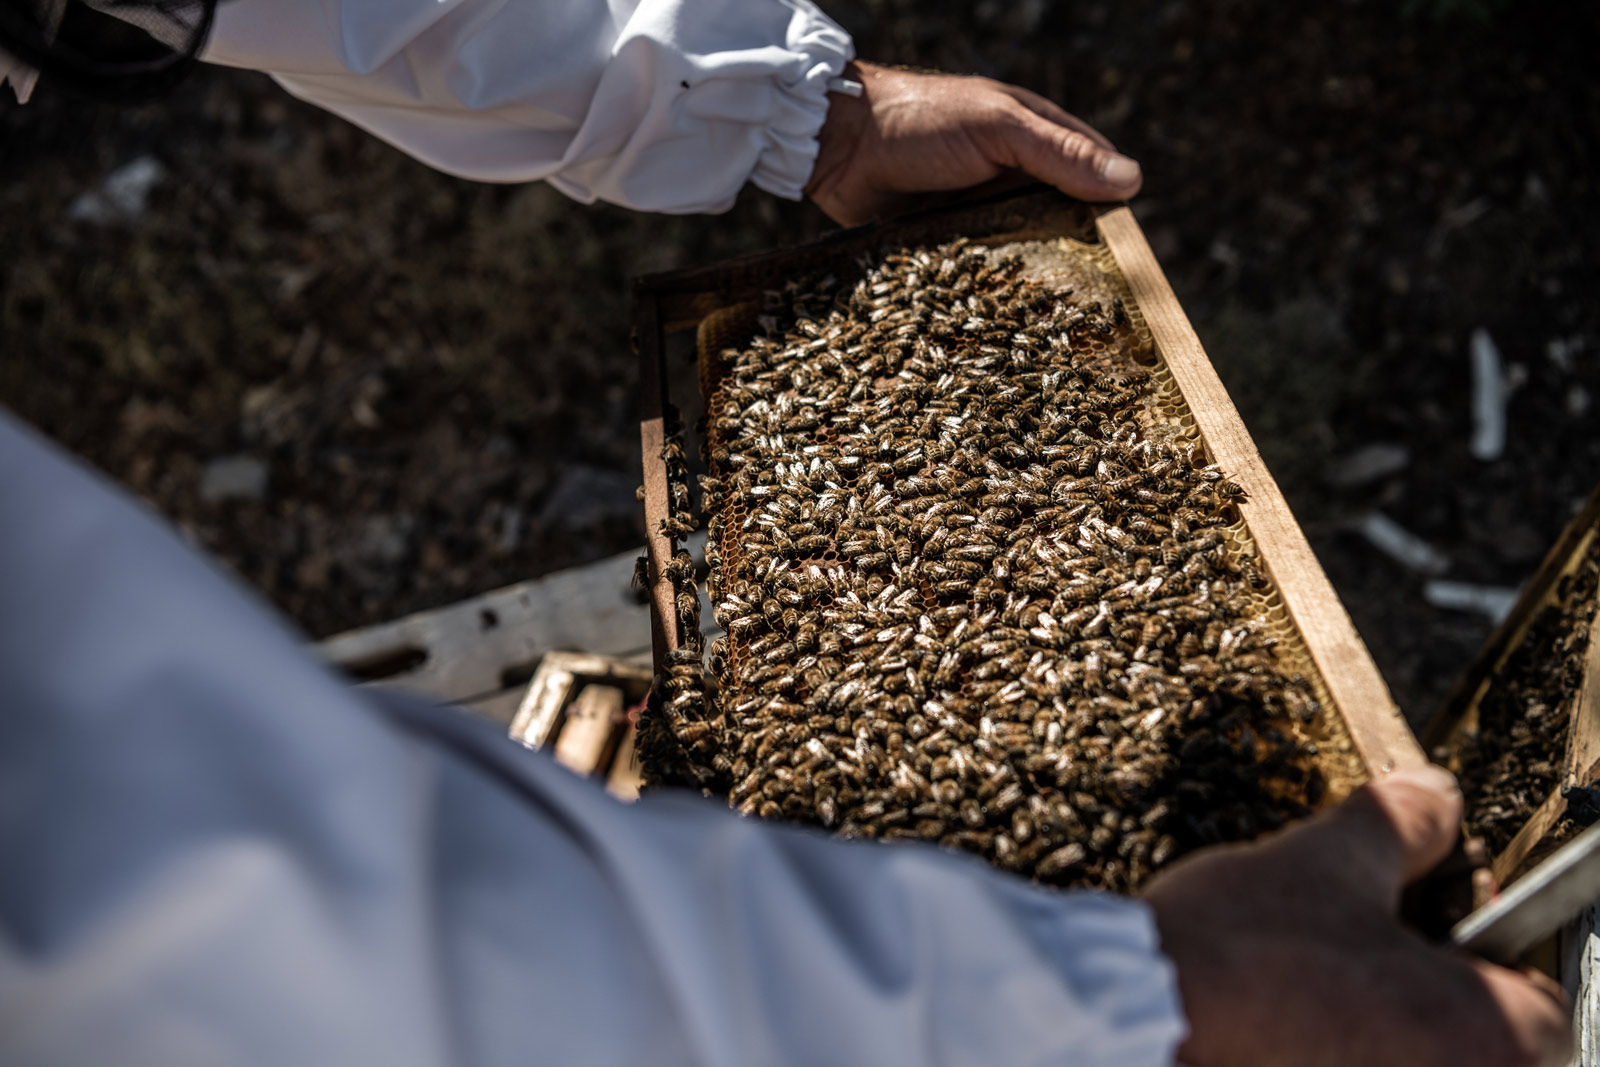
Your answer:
1,0 -> 1595,727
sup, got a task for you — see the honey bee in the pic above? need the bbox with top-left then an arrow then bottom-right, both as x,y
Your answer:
658,516 -> 696,539
726,615 -> 763,638
666,550 -> 697,584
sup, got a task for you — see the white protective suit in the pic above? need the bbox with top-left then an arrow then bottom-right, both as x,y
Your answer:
203,0 -> 855,212
0,0 -> 1190,1061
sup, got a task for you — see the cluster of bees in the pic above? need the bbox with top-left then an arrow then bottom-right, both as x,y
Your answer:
641,239 -> 1328,892
1456,534 -> 1600,855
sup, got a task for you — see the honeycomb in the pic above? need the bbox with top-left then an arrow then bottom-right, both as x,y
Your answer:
641,232 -> 1366,892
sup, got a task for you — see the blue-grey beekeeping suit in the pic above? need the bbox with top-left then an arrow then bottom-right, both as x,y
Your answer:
0,409 -> 1186,1065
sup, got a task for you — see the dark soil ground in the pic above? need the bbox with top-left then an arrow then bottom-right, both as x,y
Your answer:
3,0 -> 1596,729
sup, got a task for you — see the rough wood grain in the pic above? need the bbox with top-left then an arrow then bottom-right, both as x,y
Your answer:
554,684 -> 623,776
638,295 -> 679,668
1567,611 -> 1600,788
1094,205 -> 1422,778
317,546 -> 662,704
607,725 -> 644,801
509,662 -> 576,749
317,540 -> 705,711
1493,785 -> 1569,887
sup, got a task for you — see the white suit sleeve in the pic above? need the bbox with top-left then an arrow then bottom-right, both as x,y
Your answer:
200,0 -> 853,212
0,409 -> 1187,1067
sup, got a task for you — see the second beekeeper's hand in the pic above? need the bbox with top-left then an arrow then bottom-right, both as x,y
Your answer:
1143,765 -> 1572,1067
804,61 -> 1142,227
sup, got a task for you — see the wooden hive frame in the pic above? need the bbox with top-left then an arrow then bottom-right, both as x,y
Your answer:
1423,482 -> 1600,886
508,651 -> 655,800
634,185 -> 1425,805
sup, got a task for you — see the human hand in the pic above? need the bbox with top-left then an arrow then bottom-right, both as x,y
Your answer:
1143,765 -> 1572,1067
804,61 -> 1142,228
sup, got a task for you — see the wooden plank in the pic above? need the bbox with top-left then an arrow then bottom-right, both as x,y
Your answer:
1493,785 -> 1569,887
315,539 -> 707,706
607,724 -> 644,801
508,650 -> 654,750
1094,204 -> 1423,778
1567,610 -> 1600,787
317,547 -> 652,703
637,294 -> 681,666
509,662 -> 576,749
554,684 -> 623,777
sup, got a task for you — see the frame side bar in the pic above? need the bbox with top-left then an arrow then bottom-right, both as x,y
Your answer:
636,296 -> 679,667
1095,205 -> 1423,776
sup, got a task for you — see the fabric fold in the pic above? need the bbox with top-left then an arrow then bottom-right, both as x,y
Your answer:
203,0 -> 852,213
746,3 -> 852,200
0,404 -> 1189,1066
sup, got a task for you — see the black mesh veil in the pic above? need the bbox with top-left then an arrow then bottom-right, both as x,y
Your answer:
0,0 -> 217,99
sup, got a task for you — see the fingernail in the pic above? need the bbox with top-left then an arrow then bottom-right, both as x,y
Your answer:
1385,764 -> 1461,798
1100,153 -> 1142,189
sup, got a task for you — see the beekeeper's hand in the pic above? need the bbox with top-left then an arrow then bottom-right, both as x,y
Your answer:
1142,765 -> 1572,1067
804,61 -> 1141,227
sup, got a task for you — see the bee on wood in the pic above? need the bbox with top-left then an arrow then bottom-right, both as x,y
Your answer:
659,515 -> 696,539
665,550 -> 697,585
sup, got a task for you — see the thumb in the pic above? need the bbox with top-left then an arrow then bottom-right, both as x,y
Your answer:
995,104 -> 1144,202
1294,764 -> 1464,906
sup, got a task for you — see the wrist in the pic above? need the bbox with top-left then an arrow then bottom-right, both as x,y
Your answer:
804,60 -> 872,208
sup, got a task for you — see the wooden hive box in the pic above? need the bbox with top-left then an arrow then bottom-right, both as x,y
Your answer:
1425,483 -> 1600,889
508,650 -> 655,800
632,186 -> 1426,883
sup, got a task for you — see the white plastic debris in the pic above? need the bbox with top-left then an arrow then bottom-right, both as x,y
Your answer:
1546,336 -> 1579,374
498,508 -> 524,553
1469,327 -> 1506,461
1324,444 -> 1410,488
1207,239 -> 1239,266
198,456 -> 269,503
68,156 -> 166,224
1505,361 -> 1529,394
1,47 -> 38,104
1353,511 -> 1450,576
1424,580 -> 1520,626
1440,197 -> 1490,230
